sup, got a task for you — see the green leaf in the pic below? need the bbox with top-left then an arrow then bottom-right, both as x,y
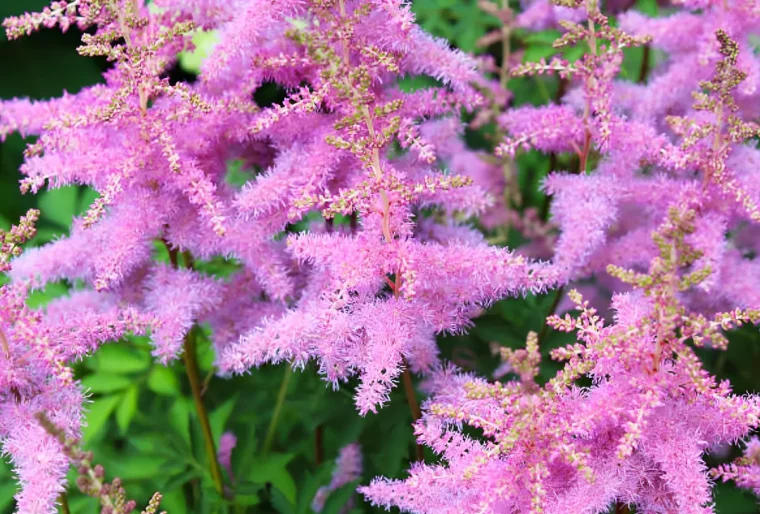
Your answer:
523,30 -> 561,45
92,344 -> 151,374
178,30 -> 219,74
295,471 -> 323,514
248,453 -> 297,505
368,422 -> 408,477
209,395 -> 237,444
116,385 -> 139,434
147,365 -> 180,396
168,397 -> 192,448
110,454 -> 165,480
82,395 -> 120,442
225,158 -> 254,188
271,487 -> 296,514
38,186 -> 78,229
81,373 -> 133,393
234,491 -> 262,508
635,0 -> 659,16
78,187 -> 101,216
159,489 -> 187,514
563,45 -> 587,63
320,481 -> 358,514
31,227 -> 61,245
196,336 -> 217,372
25,281 -> 68,309
522,44 -> 557,64
162,468 -> 202,492
397,75 -> 441,93
713,482 -> 758,512
0,480 -> 17,513
235,482 -> 264,495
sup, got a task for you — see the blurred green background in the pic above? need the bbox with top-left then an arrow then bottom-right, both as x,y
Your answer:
0,1 -> 758,513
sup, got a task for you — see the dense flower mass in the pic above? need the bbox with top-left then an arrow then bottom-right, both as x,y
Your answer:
0,0 -> 759,513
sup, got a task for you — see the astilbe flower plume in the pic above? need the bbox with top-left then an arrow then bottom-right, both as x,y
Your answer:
0,210 -> 149,514
711,437 -> 760,498
0,0 -> 560,510
2,0 -> 760,512
312,443 -> 363,513
363,201 -> 760,514
363,1 -> 760,513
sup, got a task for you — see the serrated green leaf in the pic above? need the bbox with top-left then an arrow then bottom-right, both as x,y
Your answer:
271,486 -> 296,514
235,481 -> 265,495
83,395 -> 120,442
397,75 -> 441,93
178,30 -> 219,74
162,468 -> 202,492
209,395 -> 237,444
248,453 -> 297,505
92,345 -> 151,374
234,493 -> 262,507
523,44 -> 557,64
0,480 -> 17,513
158,489 -> 187,514
38,186 -> 78,229
116,385 -> 139,434
110,454 -> 164,480
81,373 -> 133,393
148,365 -> 180,396
168,397 -> 192,449
78,187 -> 101,216
523,30 -> 561,45
295,471 -> 323,514
563,45 -> 587,63
320,481 -> 358,514
26,281 -> 68,309
635,0 -> 659,16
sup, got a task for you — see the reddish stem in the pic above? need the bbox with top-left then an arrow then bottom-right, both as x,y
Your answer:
401,363 -> 424,462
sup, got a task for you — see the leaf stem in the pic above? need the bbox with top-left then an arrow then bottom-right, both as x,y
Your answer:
163,240 -> 226,497
59,493 -> 70,514
401,363 -> 424,462
262,365 -> 293,456
183,328 -> 226,496
638,45 -> 651,83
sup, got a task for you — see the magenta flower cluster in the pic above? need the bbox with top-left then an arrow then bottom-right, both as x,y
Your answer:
1,0 -> 760,513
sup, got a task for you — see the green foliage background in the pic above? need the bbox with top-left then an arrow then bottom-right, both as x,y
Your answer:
0,1 -> 758,513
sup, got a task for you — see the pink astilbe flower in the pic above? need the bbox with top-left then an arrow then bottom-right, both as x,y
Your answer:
193,0 -> 556,413
0,210 -> 39,274
217,431 -> 237,482
0,284 -> 148,514
312,443 -> 363,513
143,264 -> 224,362
3,0 -> 760,511
0,211 -> 150,514
712,437 -> 760,498
363,202 -> 760,514
364,2 -> 760,508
